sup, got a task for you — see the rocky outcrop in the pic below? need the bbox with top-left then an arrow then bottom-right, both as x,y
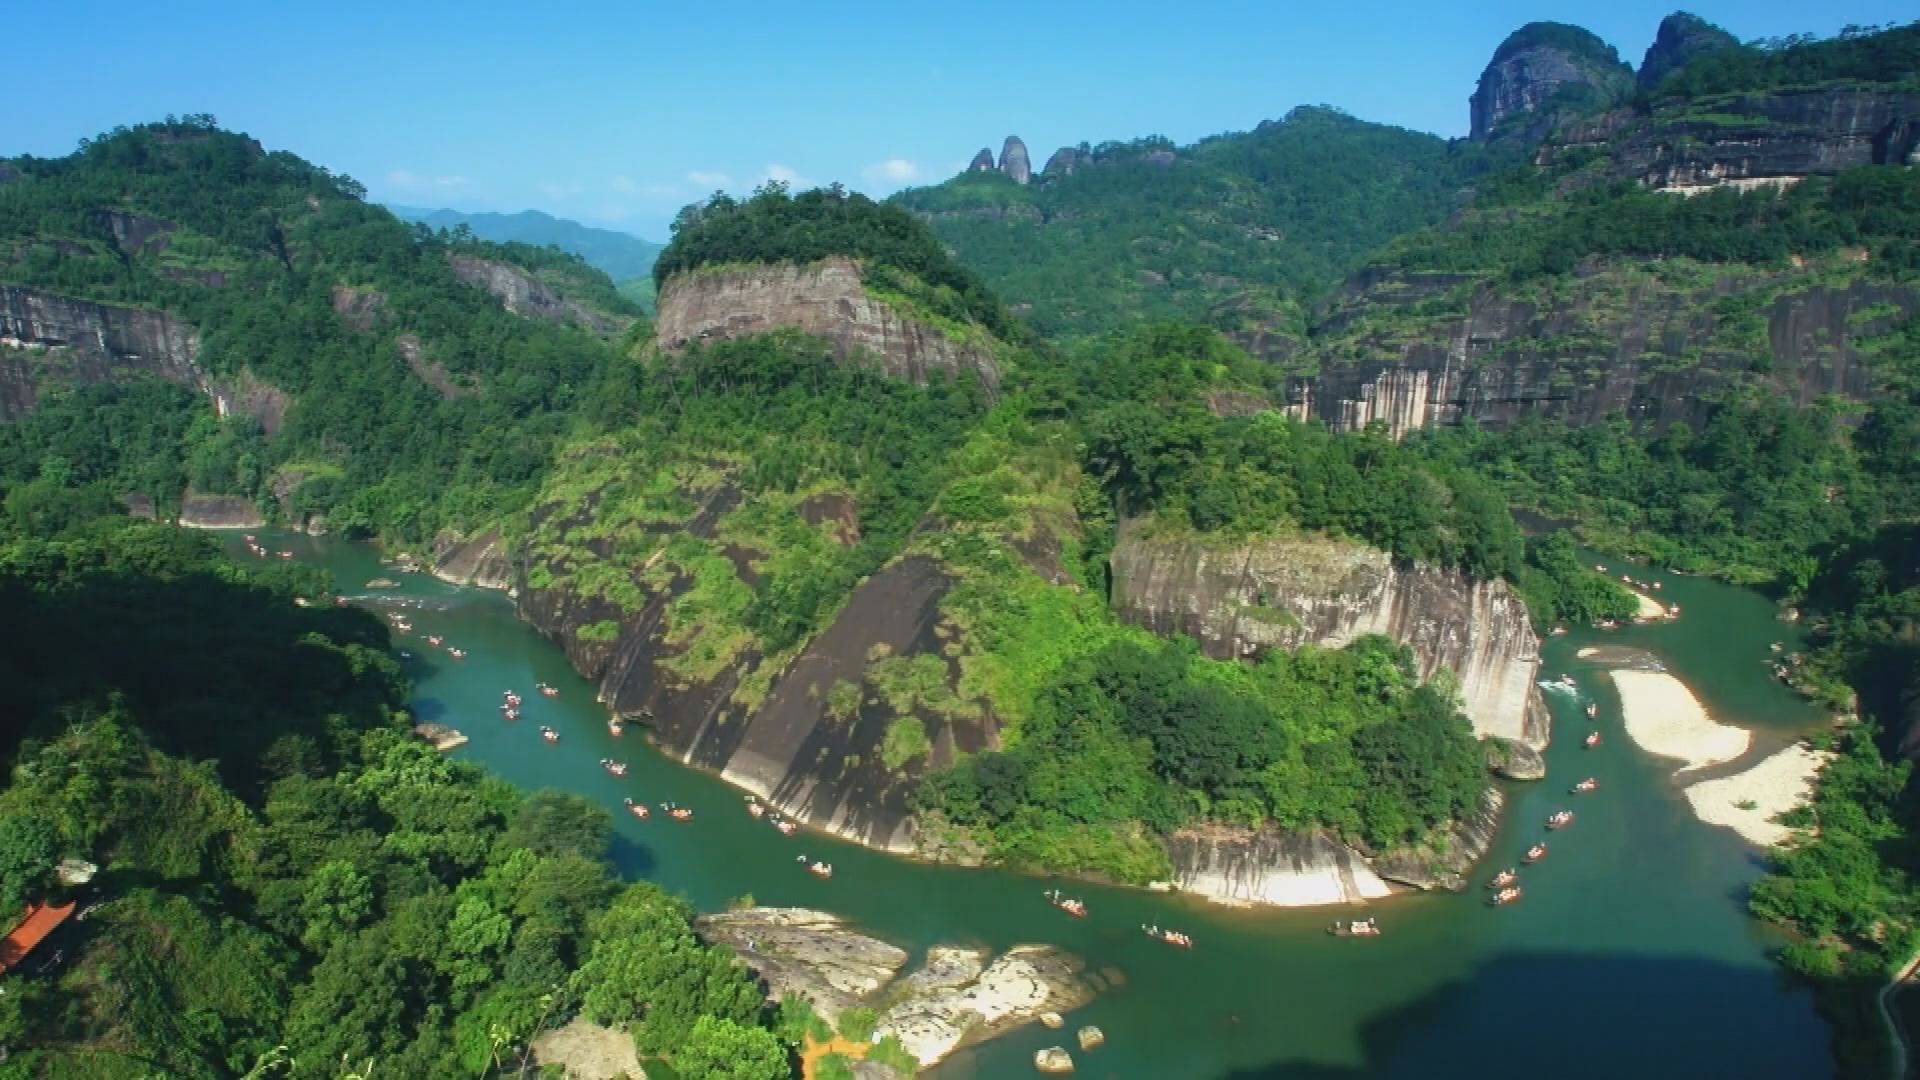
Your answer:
0,284 -> 205,420
1637,12 -> 1740,91
1469,22 -> 1634,142
1300,270 -> 1920,438
968,148 -> 996,172
696,908 -> 1097,1068
1110,520 -> 1546,747
1551,87 -> 1920,192
210,367 -> 290,436
998,136 -> 1033,184
177,492 -> 264,529
1489,737 -> 1547,780
329,284 -> 387,331
1042,146 -> 1084,178
447,254 -> 627,334
653,257 -> 1001,390
431,527 -> 513,590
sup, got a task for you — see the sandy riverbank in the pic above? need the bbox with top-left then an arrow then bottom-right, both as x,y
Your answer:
1630,590 -> 1669,620
1610,670 -> 1751,772
1682,743 -> 1830,847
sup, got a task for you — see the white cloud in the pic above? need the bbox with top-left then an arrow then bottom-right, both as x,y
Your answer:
539,181 -> 587,200
686,169 -> 732,188
386,168 -> 469,191
861,158 -> 923,185
609,175 -> 637,194
643,182 -> 681,197
763,163 -> 807,187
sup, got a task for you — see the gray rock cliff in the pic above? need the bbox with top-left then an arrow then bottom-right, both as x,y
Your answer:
653,257 -> 1001,389
1469,22 -> 1634,142
0,285 -> 205,420
998,136 -> 1032,184
968,148 -> 996,172
1110,519 -> 1547,747
1296,270 -> 1920,439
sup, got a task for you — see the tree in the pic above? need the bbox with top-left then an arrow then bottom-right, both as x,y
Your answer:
674,1015 -> 791,1080
0,813 -> 58,912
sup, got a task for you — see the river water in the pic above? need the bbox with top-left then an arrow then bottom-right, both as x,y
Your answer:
242,531 -> 1834,1078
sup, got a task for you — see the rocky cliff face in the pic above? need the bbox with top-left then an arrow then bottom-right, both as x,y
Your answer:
968,148 -> 996,172
1161,788 -> 1502,906
0,284 -> 206,420
1550,87 -> 1920,192
1110,520 -> 1547,747
1469,23 -> 1634,142
998,136 -> 1033,184
1297,268 -> 1919,439
1637,12 -> 1740,90
653,257 -> 1001,389
447,254 -> 628,334
0,284 -> 290,431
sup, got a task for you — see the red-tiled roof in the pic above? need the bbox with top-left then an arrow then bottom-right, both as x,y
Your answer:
0,900 -> 76,974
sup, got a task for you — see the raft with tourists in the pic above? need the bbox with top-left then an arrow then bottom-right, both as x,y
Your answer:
1490,886 -> 1523,907
1523,842 -> 1548,864
539,725 -> 558,743
797,855 -> 833,879
1547,810 -> 1575,830
601,758 -> 628,777
1329,917 -> 1381,938
1143,924 -> 1192,949
1487,868 -> 1517,889
1573,777 -> 1598,794
623,797 -> 650,820
664,803 -> 694,822
1044,889 -> 1088,918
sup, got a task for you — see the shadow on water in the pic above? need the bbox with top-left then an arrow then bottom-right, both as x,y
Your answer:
1218,952 -> 1828,1080
608,831 -> 659,879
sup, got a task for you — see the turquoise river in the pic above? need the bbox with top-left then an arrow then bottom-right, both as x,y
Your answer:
238,530 -> 1837,1078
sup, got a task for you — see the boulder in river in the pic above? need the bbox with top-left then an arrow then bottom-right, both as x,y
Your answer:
1077,1025 -> 1105,1051
1488,737 -> 1546,781
1035,1046 -> 1074,1073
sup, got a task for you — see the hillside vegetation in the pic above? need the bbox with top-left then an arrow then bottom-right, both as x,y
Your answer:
892,107 -> 1507,344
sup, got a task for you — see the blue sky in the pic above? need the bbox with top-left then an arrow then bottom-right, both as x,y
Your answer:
11,1 -> 1911,238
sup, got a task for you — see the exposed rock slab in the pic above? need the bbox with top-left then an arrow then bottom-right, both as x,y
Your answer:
1160,822 -> 1392,907
530,1017 -> 646,1080
998,136 -> 1033,184
177,492 -> 264,529
1110,520 -> 1546,746
696,908 -> 907,1018
698,908 -> 1096,1068
432,527 -> 512,590
653,256 -> 1000,390
1371,787 -> 1505,891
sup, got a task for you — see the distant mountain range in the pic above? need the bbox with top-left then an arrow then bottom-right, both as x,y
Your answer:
387,205 -> 663,284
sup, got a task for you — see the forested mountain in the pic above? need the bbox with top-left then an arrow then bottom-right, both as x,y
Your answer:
389,205 -> 663,310
0,117 -> 641,543
891,107 -> 1508,349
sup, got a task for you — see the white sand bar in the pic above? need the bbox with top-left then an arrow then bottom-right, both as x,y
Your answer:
1630,590 -> 1669,620
1610,670 -> 1751,772
1682,744 -> 1831,847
